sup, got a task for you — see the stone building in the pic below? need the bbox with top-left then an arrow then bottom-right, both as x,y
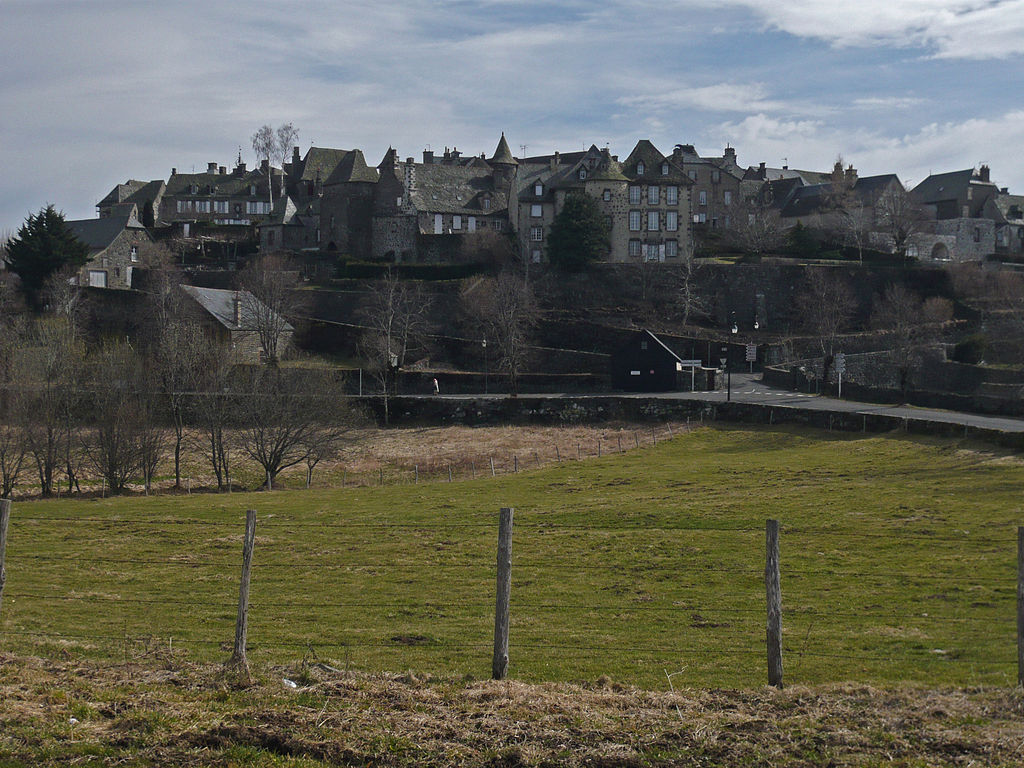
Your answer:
180,285 -> 293,364
67,205 -> 153,289
670,144 -> 745,230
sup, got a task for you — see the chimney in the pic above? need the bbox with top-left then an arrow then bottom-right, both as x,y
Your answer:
260,158 -> 269,174
171,167 -> 177,176
1001,187 -> 1009,194
423,149 -> 434,164
845,164 -> 857,184
207,162 -> 217,173
758,161 -> 766,178
234,162 -> 246,176
550,151 -> 560,172
233,293 -> 241,326
219,166 -> 226,175
292,146 -> 300,165
451,147 -> 461,160
979,164 -> 991,182
724,146 -> 736,164
406,157 -> 414,165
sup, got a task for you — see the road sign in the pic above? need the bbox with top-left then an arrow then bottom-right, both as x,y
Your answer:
745,344 -> 757,362
834,353 -> 846,374
678,359 -> 702,367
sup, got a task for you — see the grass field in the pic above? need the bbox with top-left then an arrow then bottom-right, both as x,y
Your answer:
2,424 -> 1023,691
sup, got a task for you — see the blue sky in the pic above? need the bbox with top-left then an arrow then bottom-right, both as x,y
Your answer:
3,0 -> 1023,233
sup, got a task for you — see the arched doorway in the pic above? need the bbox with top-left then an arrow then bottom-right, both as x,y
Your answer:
930,242 -> 950,261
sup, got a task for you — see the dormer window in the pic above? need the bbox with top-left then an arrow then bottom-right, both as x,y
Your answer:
636,161 -> 645,175
250,184 -> 256,195
483,197 -> 491,210
661,163 -> 669,176
578,168 -> 586,180
534,182 -> 543,196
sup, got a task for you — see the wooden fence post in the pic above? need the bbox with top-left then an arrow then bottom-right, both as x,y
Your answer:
1018,526 -> 1024,687
577,443 -> 581,460
493,507 -> 514,680
555,446 -> 560,462
0,499 -> 10,622
513,455 -> 518,473
618,435 -> 623,453
765,519 -> 783,688
597,441 -> 601,458
415,465 -> 419,484
230,509 -> 257,682
448,465 -> 453,482
490,457 -> 495,477
634,431 -> 640,448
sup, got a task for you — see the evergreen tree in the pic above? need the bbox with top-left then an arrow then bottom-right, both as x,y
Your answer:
546,193 -> 610,271
5,206 -> 89,306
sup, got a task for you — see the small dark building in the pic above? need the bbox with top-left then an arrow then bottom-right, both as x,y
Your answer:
611,329 -> 687,392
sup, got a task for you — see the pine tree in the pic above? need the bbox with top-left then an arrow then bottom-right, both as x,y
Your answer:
5,206 -> 89,306
546,193 -> 610,271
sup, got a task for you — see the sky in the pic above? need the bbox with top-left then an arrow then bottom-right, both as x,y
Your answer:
3,0 -> 1024,233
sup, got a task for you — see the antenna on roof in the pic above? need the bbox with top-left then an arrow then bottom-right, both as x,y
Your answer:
520,144 -> 528,156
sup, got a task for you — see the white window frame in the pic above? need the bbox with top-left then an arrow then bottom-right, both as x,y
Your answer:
636,161 -> 645,175
530,204 -> 542,218
452,215 -> 462,230
666,211 -> 678,231
665,239 -> 678,258
602,189 -> 611,201
647,211 -> 659,231
628,210 -> 641,231
468,216 -> 476,232
628,239 -> 641,257
666,186 -> 678,205
530,226 -> 543,242
629,186 -> 641,204
648,186 -> 659,205
699,190 -> 707,206
534,182 -> 543,196
661,163 -> 669,176
434,214 -> 443,234
130,245 -> 138,263
88,270 -> 107,288
724,190 -> 732,206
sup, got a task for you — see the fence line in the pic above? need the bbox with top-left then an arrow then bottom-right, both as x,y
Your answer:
1,501 -> 1021,688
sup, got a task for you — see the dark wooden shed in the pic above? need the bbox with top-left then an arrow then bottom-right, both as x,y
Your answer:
610,329 -> 687,392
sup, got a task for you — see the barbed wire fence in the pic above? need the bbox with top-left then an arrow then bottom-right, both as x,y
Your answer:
0,497 -> 1020,688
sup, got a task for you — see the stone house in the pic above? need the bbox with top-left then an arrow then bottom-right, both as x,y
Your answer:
984,191 -> 1024,257
670,144 -> 745,230
66,205 -> 153,289
179,285 -> 294,364
96,179 -> 165,227
911,167 -> 1002,260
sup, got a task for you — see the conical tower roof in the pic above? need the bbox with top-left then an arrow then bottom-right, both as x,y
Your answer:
489,133 -> 518,166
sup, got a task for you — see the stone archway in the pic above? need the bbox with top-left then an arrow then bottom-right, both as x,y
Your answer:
930,242 -> 950,261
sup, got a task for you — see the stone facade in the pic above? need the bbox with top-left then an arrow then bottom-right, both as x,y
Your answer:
67,209 -> 153,290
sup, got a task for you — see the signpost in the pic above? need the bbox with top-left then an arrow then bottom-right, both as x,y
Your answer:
834,353 -> 846,398
677,359 -> 701,391
745,343 -> 757,373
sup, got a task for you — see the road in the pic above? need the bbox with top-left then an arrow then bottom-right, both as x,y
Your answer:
432,373 -> 1024,434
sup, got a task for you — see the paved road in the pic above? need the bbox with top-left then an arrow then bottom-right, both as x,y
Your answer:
432,374 -> 1024,434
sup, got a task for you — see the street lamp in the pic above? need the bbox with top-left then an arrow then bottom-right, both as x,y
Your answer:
482,338 -> 488,394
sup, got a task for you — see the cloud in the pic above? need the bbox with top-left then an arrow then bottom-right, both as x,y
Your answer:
618,82 -> 791,114
698,0 -> 1024,59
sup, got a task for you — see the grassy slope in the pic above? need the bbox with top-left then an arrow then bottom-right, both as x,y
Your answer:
3,424 -> 1022,691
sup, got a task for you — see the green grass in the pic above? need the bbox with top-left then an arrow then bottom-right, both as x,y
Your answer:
2,425 -> 1022,689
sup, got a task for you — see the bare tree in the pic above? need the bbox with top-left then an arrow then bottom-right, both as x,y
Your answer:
237,254 -> 300,365
251,122 -> 299,209
728,196 -> 784,257
676,241 -> 709,326
796,270 -> 857,384
274,123 -> 299,173
361,271 -> 432,423
463,272 -> 538,396
238,369 -> 354,489
876,185 -> 929,259
871,284 -> 953,399
192,345 -> 236,491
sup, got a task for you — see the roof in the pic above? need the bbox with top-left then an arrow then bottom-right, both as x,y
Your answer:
97,180 -> 147,208
164,165 -> 276,197
993,193 -> 1024,223
622,140 -> 690,183
616,329 -> 687,363
324,149 -> 378,185
778,174 -> 903,218
180,285 -> 294,333
295,147 -> 352,183
66,214 -> 147,251
489,133 -> 518,166
408,163 -> 509,215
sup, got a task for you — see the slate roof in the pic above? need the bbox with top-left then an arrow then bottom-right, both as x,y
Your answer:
911,169 -> 976,203
295,147 -> 352,183
66,214 -> 146,251
622,140 -> 690,183
180,285 -> 294,333
489,133 -> 518,166
778,174 -> 902,218
324,149 -> 378,185
164,166 -> 276,197
993,193 -> 1024,223
97,180 -> 147,208
409,163 -> 508,215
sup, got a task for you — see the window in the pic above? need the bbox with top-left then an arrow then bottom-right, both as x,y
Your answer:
396,196 -> 403,207
688,170 -> 697,181
724,190 -> 732,206
661,163 -> 669,176
629,186 -> 641,204
974,227 -> 981,243
250,185 -> 256,195
130,245 -> 138,263
648,211 -> 659,231
698,190 -> 707,206
534,182 -> 543,196
176,199 -> 192,213
648,186 -> 659,205
644,243 -> 661,262
698,212 -> 707,223
603,189 -> 611,201
434,214 -> 443,234
531,249 -> 542,263
88,270 -> 106,288
712,170 -> 721,183
640,340 -> 648,350
628,239 -> 641,257
636,161 -> 645,175
666,186 -> 678,205
483,197 -> 491,210
530,226 -> 543,242
491,220 -> 502,230
665,239 -> 678,258
605,215 -> 613,229
215,200 -> 228,213
530,204 -> 542,217
578,168 -> 587,180
452,215 -> 462,230
468,216 -> 476,232
196,200 -> 210,213
628,210 -> 641,231
666,211 -> 678,231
